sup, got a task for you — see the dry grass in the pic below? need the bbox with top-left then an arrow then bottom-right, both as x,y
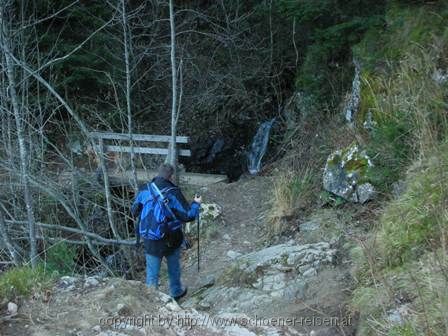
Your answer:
268,167 -> 316,235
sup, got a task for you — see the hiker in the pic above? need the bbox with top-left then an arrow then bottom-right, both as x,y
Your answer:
131,163 -> 201,300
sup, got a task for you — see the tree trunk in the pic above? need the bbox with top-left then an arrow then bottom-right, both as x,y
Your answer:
0,206 -> 21,265
121,0 -> 138,192
1,9 -> 38,267
167,0 -> 178,180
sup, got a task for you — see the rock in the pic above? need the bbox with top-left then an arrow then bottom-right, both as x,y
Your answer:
302,268 -> 317,278
387,304 -> 411,325
84,277 -> 100,288
197,275 -> 215,289
185,203 -> 222,234
223,234 -> 231,240
283,281 -> 308,301
59,276 -> 77,287
165,300 -> 181,312
355,182 -> 376,204
98,331 -> 129,336
299,220 -> 320,232
344,58 -> 361,124
7,302 -> 18,315
299,264 -> 313,274
116,303 -> 132,316
363,110 -> 377,131
323,143 -> 375,203
238,241 -> 334,272
92,325 -> 101,333
392,180 -> 406,198
432,68 -> 448,85
227,250 -> 242,259
310,328 -> 339,336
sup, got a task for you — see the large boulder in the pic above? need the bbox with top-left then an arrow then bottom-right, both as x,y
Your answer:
323,143 -> 376,204
185,241 -> 337,311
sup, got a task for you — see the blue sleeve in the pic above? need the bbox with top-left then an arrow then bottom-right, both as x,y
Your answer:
131,192 -> 144,243
131,192 -> 143,218
168,189 -> 200,222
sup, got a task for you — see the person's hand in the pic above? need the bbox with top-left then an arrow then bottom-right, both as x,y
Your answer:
194,194 -> 202,204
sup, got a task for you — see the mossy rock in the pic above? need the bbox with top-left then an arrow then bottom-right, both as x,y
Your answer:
323,143 -> 375,203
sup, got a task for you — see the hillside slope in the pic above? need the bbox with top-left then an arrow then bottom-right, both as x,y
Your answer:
1,176 -> 357,336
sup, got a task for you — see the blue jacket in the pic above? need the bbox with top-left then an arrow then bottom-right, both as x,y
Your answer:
131,176 -> 200,256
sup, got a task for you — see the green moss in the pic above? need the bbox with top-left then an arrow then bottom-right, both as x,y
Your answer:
327,143 -> 373,185
388,325 -> 417,336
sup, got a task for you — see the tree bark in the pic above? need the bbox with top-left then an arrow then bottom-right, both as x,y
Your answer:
0,207 -> 22,265
121,0 -> 138,192
167,0 -> 178,180
1,6 -> 38,267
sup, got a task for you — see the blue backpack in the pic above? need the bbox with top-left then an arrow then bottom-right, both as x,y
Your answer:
138,183 -> 178,240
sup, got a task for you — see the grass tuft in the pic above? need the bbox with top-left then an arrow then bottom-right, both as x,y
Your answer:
0,265 -> 54,302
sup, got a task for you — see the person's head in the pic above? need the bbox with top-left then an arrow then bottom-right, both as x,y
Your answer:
158,163 -> 175,181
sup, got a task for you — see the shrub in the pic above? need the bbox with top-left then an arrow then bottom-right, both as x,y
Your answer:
359,40 -> 447,191
0,265 -> 53,302
269,168 -> 316,234
44,242 -> 77,276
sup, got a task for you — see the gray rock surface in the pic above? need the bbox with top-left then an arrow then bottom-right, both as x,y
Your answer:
186,241 -> 337,319
344,59 -> 361,124
323,144 -> 376,203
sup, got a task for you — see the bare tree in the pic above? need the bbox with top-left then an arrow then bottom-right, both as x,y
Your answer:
167,0 -> 178,177
1,2 -> 38,268
120,0 -> 138,191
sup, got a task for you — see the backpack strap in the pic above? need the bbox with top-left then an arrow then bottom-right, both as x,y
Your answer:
150,183 -> 178,221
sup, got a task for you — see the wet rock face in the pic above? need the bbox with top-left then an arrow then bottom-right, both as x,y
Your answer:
323,143 -> 376,203
187,136 -> 246,181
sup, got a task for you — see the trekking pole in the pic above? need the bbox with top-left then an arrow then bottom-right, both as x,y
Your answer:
197,211 -> 200,272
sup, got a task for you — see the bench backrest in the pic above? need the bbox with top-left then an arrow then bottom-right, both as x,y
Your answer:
90,132 -> 191,157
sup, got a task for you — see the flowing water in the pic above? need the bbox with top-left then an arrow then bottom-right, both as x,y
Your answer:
247,118 -> 276,175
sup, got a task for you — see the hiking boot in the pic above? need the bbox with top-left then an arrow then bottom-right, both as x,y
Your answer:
173,287 -> 188,301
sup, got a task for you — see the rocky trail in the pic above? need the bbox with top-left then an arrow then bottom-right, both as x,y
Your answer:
1,176 -> 356,336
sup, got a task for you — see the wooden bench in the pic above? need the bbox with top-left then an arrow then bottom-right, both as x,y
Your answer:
89,131 -> 227,186
90,131 -> 191,157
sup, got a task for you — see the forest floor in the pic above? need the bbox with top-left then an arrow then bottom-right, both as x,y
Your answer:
1,176 -> 360,336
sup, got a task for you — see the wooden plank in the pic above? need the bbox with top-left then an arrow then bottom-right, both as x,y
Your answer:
104,145 -> 191,157
108,169 -> 227,187
90,132 -> 189,144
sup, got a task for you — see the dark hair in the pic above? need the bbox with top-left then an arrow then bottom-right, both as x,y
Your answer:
158,163 -> 174,179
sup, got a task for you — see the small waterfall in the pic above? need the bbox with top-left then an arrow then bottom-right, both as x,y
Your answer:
344,58 -> 361,124
247,118 -> 276,175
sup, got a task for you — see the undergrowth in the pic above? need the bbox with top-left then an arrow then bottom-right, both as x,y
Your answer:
0,265 -> 54,302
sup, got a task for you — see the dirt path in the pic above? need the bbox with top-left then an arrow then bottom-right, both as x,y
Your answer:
180,176 -> 273,294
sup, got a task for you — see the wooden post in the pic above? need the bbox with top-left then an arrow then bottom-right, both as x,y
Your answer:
97,138 -> 120,239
